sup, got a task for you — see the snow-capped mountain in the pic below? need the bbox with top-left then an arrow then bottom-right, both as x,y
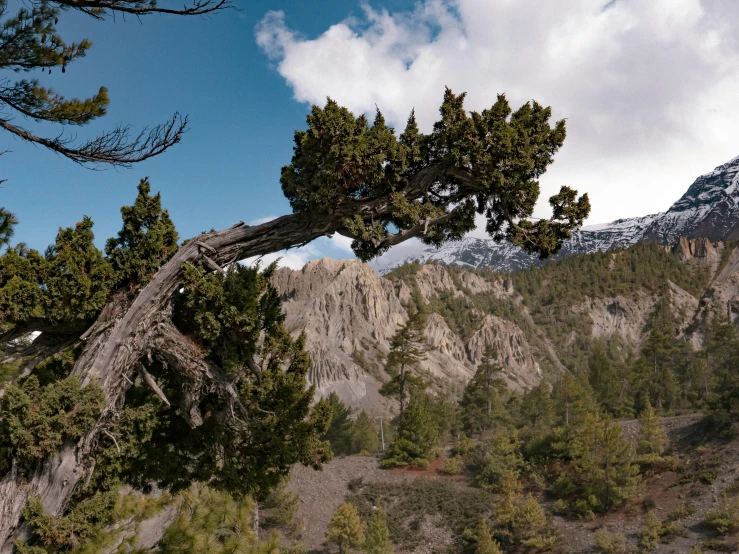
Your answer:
370,154 -> 739,274
641,154 -> 739,244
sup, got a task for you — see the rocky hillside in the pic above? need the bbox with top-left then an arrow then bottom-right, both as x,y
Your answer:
370,154 -> 739,273
274,237 -> 739,412
273,259 -> 542,412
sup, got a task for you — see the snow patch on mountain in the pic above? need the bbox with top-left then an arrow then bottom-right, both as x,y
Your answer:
370,154 -> 739,274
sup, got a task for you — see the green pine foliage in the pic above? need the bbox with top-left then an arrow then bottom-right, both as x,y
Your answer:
381,393 -> 440,469
44,217 -> 116,324
350,411 -> 382,454
282,90 -> 588,261
493,487 -> 560,552
0,181 -> 178,335
319,396 -> 381,456
379,309 -> 428,414
459,345 -> 509,437
326,502 -> 365,554
462,520 -> 502,554
588,346 -> 622,414
705,496 -> 739,535
0,183 -> 336,550
466,430 -> 523,492
0,375 -> 104,476
160,486 -> 280,554
631,301 -> 682,412
16,490 -> 171,554
593,528 -> 627,554
635,400 -> 674,470
363,508 -> 393,554
105,178 -> 179,290
322,392 -> 354,456
0,207 -> 18,248
564,413 -> 641,515
260,477 -> 301,535
519,382 -> 556,430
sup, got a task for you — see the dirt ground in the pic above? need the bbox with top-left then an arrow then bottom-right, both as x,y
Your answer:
288,456 -> 413,550
288,414 -> 739,553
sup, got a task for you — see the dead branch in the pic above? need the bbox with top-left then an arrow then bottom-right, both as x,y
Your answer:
0,113 -> 187,168
47,0 -> 231,19
102,429 -> 120,454
137,363 -> 170,406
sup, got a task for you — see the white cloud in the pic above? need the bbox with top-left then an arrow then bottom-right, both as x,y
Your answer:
256,0 -> 739,226
242,245 -> 320,271
248,215 -> 279,226
327,233 -> 355,253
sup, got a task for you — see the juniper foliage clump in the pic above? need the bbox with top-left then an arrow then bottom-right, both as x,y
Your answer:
283,89 -> 589,262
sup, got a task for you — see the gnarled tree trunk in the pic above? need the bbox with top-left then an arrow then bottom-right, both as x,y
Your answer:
0,209 -> 344,550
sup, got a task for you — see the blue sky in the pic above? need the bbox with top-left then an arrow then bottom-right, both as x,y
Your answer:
6,0 -> 739,268
3,0 -> 414,259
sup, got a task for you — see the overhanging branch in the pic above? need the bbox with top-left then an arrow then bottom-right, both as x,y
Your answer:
47,0 -> 231,18
0,113 -> 187,167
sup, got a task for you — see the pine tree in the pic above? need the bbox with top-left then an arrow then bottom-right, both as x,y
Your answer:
381,393 -> 440,468
380,309 -> 428,414
350,411 -> 381,454
260,477 -> 300,535
363,507 -> 393,554
460,345 -> 507,437
704,316 -> 739,415
633,328 -> 679,411
636,400 -> 668,457
570,413 -> 641,513
553,371 -> 598,427
326,502 -> 365,554
0,208 -> 17,249
632,296 -> 681,411
519,382 -> 555,430
473,520 -> 502,554
588,346 -> 621,412
468,429 -> 523,492
105,178 -> 179,290
321,393 -> 354,456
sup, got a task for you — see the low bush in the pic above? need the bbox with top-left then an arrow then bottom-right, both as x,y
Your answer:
705,496 -> 739,535
594,528 -> 626,554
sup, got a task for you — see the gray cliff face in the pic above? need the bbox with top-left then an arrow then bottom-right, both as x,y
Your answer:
370,155 -> 739,274
274,239 -> 739,414
272,259 -> 542,412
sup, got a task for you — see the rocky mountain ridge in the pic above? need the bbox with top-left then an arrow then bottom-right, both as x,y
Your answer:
274,236 -> 739,412
273,259 -> 542,412
370,154 -> 739,274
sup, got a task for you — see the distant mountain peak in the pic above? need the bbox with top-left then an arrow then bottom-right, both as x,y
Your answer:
370,154 -> 739,274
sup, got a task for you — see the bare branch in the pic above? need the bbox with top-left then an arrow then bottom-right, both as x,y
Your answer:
102,429 -> 121,453
137,363 -> 170,406
200,254 -> 224,273
0,112 -> 187,167
373,209 -> 461,250
46,0 -> 231,19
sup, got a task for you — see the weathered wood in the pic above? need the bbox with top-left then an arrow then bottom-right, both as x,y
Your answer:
137,364 -> 170,406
